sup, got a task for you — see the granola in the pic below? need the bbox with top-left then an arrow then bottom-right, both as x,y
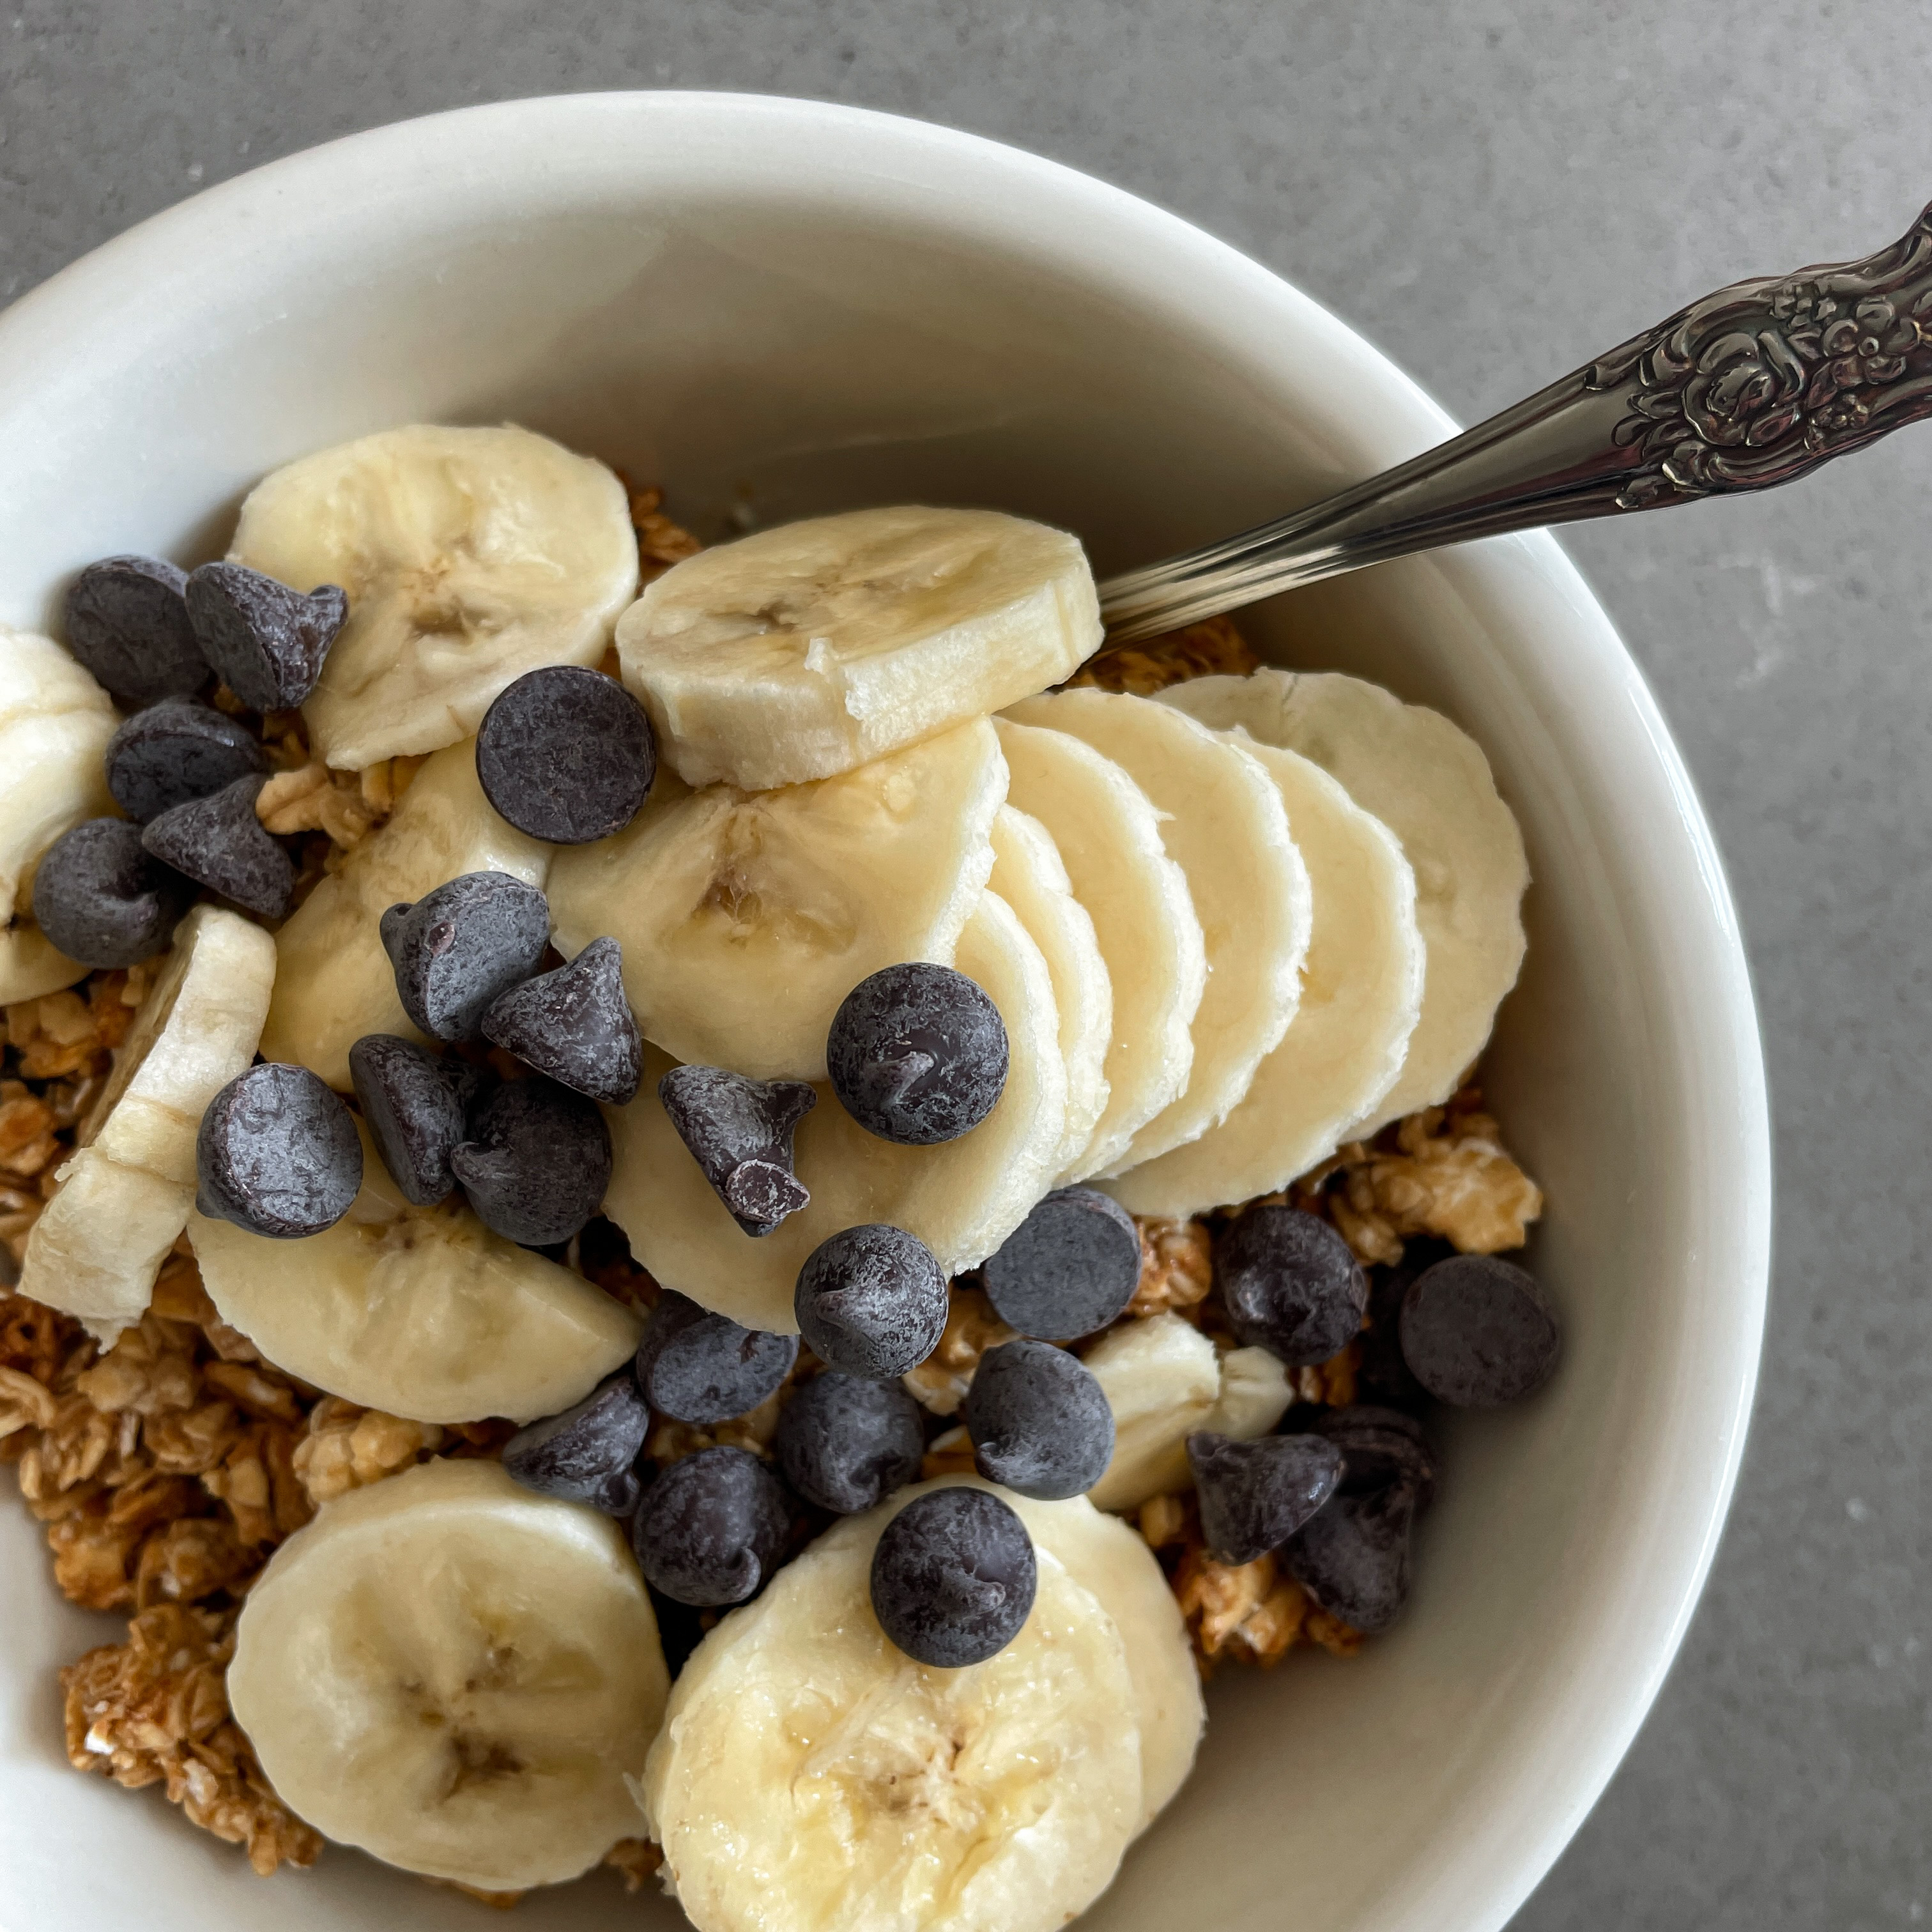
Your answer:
1066,613 -> 1259,697
901,1284 -> 1018,1416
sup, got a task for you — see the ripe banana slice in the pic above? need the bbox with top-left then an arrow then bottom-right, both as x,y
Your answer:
603,890 -> 1066,1333
993,718 -> 1204,1180
189,1123 -> 640,1423
641,1481 -> 1142,1932
0,628 -> 119,1002
1082,1313 -> 1223,1514
988,805 -> 1112,1179
1162,670 -> 1528,1134
927,1476 -> 1203,1830
548,719 -> 1006,1081
1107,737 -> 1424,1215
258,740 -> 551,1089
228,424 -> 639,769
1006,690 -> 1310,1173
18,907 -> 274,1346
229,1458 -> 669,1892
617,505 -> 1101,791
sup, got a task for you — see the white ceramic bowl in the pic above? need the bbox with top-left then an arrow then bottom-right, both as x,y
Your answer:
0,93 -> 1768,1932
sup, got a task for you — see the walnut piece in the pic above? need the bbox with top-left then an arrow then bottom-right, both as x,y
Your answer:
1066,613 -> 1259,698
1128,1216 -> 1214,1318
901,1285 -> 1017,1416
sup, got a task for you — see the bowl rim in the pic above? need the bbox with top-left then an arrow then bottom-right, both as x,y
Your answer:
0,89 -> 1771,1932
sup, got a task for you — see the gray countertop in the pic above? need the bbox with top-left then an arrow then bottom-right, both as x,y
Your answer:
3,3 -> 1924,1925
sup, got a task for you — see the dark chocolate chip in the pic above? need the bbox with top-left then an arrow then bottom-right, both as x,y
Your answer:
105,698 -> 268,824
63,557 -> 204,702
981,1186 -> 1141,1340
793,1223 -> 949,1379
195,1062 -> 363,1238
186,562 -> 348,711
29,818 -> 192,967
502,1370 -> 651,1504
475,665 -> 656,844
962,1338 -> 1114,1500
658,1064 -> 816,1236
1311,1405 -> 1438,1513
1399,1254 -> 1560,1406
773,1372 -> 924,1515
381,871 -> 551,1043
1282,1480 -> 1418,1634
348,1034 -> 469,1206
1186,1430 -> 1344,1565
141,774 -> 295,918
870,1486 -> 1036,1667
450,1073 -> 612,1246
1358,1238 -> 1453,1411
482,937 -> 641,1104
1216,1206 -> 1368,1366
827,963 -> 1008,1146
633,1289 -> 799,1425
631,1443 -> 791,1606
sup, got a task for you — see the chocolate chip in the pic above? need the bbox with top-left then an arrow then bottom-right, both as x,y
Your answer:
870,1486 -> 1036,1667
29,818 -> 192,967
502,1370 -> 651,1505
63,557 -> 204,702
962,1338 -> 1114,1500
450,1074 -> 612,1247
104,698 -> 268,824
1216,1206 -> 1367,1366
482,937 -> 641,1104
658,1064 -> 816,1236
1399,1254 -> 1560,1406
827,963 -> 1008,1146
981,1186 -> 1141,1340
633,1289 -> 799,1425
195,1062 -> 363,1238
348,1034 -> 469,1206
381,871 -> 551,1043
1357,1238 -> 1453,1411
141,775 -> 294,919
1187,1430 -> 1344,1565
185,562 -> 348,711
1282,1480 -> 1418,1634
774,1372 -> 925,1515
631,1443 -> 792,1606
793,1223 -> 949,1379
1311,1404 -> 1438,1513
475,666 -> 656,844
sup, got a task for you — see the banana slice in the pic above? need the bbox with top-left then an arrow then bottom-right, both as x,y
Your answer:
228,424 -> 639,769
603,890 -> 1066,1333
548,719 -> 1006,1081
258,740 -> 551,1089
189,1123 -> 641,1423
1106,737 -> 1424,1214
926,1476 -> 1203,1829
993,718 -> 1204,1180
618,505 -> 1101,791
987,805 -> 1112,1179
1006,691 -> 1310,1173
229,1458 -> 668,1892
0,628 -> 119,1002
1162,670 -> 1528,1134
641,1481 -> 1141,1932
18,907 -> 275,1346
1082,1313 -> 1223,1515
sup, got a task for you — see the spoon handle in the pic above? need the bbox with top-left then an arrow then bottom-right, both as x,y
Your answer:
1097,201 -> 1932,641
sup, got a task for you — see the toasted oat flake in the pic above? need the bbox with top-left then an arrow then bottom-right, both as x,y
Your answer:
1127,1215 -> 1214,1318
901,1284 -> 1018,1416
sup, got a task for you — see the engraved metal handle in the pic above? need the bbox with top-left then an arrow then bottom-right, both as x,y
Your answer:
1098,202 -> 1932,640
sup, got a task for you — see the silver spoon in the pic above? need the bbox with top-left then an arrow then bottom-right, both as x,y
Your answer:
1098,201 -> 1932,641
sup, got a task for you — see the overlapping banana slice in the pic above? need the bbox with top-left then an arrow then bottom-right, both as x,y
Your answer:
993,717 -> 1204,1181
1107,734 -> 1424,1215
1006,689 -> 1310,1172
1163,670 -> 1528,1135
603,890 -> 1066,1333
618,505 -> 1101,791
642,1478 -> 1147,1932
229,1459 -> 670,1893
0,627 -> 119,1002
19,907 -> 274,1344
229,424 -> 639,769
258,740 -> 551,1089
189,1123 -> 641,1424
548,720 -> 1006,1082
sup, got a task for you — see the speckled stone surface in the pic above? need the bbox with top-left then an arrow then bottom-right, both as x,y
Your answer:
3,5 -> 1925,1925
